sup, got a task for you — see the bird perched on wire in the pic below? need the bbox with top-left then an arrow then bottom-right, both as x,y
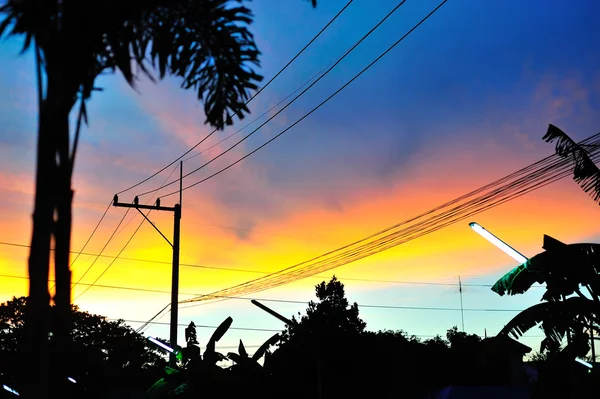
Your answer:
134,196 -> 139,206
156,198 -> 161,208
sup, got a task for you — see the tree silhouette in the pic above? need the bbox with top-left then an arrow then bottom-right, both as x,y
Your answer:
0,296 -> 166,398
492,235 -> 599,359
268,277 -> 366,399
0,1 -> 317,397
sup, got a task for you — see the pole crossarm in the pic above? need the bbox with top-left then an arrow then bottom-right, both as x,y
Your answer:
113,202 -> 177,212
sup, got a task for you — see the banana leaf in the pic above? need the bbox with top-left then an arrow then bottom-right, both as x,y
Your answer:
498,297 -> 600,352
227,352 -> 243,364
252,333 -> 280,362
238,339 -> 247,358
492,238 -> 600,300
491,261 -> 541,296
205,316 -> 232,356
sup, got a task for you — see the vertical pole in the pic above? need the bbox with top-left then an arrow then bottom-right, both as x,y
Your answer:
179,161 -> 183,210
168,163 -> 182,367
459,276 -> 465,332
591,325 -> 596,363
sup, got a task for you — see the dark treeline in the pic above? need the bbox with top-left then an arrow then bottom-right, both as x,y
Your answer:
2,276 -> 597,399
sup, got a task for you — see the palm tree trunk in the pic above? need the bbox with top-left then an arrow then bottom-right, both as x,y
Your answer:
28,62 -> 77,398
27,100 -> 55,398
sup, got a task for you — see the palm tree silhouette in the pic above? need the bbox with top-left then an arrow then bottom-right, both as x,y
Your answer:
0,1 -> 316,397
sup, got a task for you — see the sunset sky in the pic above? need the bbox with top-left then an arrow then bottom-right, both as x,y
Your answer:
1,0 -> 600,356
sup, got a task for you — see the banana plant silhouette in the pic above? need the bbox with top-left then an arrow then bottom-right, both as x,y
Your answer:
227,333 -> 281,372
147,317 -> 233,399
492,234 -> 600,358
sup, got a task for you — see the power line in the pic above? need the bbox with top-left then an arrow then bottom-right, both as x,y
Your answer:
76,163 -> 182,299
84,3 -> 356,299
74,212 -> 147,301
136,0 -> 412,199
114,163 -> 180,239
66,2 -> 354,300
119,319 -> 281,333
115,0 -> 354,197
157,0 -> 448,199
2,242 -> 531,288
71,207 -> 131,290
180,49 -> 346,165
0,240 -> 264,274
49,200 -> 113,293
1,273 -> 198,297
1,273 -> 526,313
0,187 -> 108,210
177,133 -> 600,305
116,319 -> 548,340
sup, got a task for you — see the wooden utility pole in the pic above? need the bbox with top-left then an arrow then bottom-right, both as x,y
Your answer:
113,161 -> 182,366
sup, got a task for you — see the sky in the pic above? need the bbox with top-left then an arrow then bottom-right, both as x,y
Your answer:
1,0 -> 600,357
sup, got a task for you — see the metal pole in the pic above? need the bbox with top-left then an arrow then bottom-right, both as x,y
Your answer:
251,299 -> 296,326
168,163 -> 182,367
591,325 -> 596,363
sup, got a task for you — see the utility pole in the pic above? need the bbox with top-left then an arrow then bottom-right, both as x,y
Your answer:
113,161 -> 183,367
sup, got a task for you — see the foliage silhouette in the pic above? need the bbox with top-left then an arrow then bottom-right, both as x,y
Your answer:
0,1 -> 317,397
226,333 -> 280,371
492,235 -> 599,358
146,316 -> 237,398
0,296 -> 166,399
544,124 -> 600,204
3,279 -> 552,399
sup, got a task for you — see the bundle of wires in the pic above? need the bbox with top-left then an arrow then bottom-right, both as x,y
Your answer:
178,132 -> 600,305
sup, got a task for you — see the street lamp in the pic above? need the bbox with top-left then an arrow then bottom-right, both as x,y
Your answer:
469,222 -> 528,264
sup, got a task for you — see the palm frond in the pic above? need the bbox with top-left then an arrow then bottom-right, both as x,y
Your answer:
144,1 -> 262,128
544,124 -> 600,204
0,0 -> 56,53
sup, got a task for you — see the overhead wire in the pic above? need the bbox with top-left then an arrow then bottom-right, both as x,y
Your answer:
1,271 -> 531,312
180,50 -> 347,164
115,163 -> 179,237
115,0 -> 354,196
48,200 -> 112,293
58,2 -> 355,299
75,162 -> 181,300
74,214 -> 147,301
71,207 -> 131,290
175,133 -> 600,307
135,0 -> 413,198
7,240 -> 526,286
